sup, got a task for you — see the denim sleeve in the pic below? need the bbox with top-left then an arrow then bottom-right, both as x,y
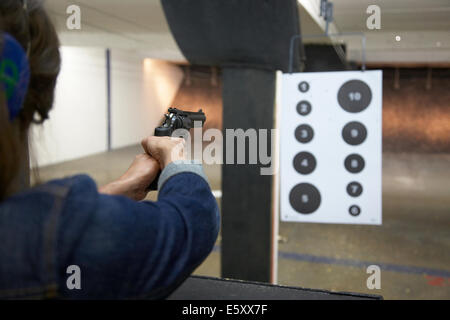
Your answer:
57,167 -> 220,299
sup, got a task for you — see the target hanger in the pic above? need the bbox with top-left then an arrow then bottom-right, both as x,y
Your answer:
288,32 -> 367,74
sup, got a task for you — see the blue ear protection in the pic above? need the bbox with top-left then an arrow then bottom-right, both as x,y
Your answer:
0,32 -> 31,121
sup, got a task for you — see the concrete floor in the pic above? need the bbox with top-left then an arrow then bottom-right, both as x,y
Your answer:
34,146 -> 450,300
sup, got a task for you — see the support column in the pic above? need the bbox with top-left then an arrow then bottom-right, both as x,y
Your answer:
221,68 -> 276,283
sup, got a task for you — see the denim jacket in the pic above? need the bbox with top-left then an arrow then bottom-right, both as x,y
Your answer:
0,162 -> 220,299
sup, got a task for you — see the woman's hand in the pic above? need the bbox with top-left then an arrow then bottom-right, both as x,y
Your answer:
99,153 -> 160,201
141,136 -> 186,170
99,136 -> 187,201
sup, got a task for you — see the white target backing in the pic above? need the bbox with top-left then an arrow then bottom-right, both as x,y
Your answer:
279,70 -> 382,225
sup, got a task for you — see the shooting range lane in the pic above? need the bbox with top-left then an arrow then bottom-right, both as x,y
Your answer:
34,146 -> 450,300
33,65 -> 450,300
24,0 -> 448,301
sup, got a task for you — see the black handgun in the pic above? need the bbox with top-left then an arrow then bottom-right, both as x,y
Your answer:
154,108 -> 206,137
148,108 -> 206,191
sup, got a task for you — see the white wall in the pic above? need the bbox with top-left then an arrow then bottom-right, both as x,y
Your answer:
31,47 -> 108,167
111,51 -> 184,149
31,47 -> 184,167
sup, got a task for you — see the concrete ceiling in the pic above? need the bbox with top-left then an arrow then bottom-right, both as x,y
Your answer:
45,0 -> 184,61
331,0 -> 450,64
45,0 -> 450,64
333,0 -> 450,32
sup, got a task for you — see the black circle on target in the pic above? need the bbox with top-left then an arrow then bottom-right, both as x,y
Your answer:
338,80 -> 372,113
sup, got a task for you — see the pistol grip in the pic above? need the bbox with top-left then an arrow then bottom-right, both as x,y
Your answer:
148,171 -> 161,191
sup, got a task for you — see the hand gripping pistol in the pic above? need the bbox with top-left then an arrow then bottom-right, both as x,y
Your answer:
148,108 -> 206,191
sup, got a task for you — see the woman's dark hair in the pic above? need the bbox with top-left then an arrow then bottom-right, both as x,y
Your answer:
0,0 -> 61,199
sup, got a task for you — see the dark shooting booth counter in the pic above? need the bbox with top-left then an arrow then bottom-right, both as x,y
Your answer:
168,276 -> 382,300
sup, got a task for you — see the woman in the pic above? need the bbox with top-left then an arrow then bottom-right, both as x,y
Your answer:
0,0 -> 220,299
